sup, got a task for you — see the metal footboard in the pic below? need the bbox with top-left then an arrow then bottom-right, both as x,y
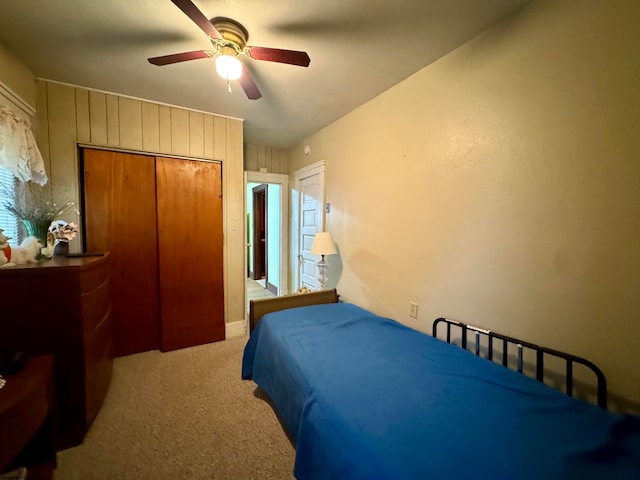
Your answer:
432,317 -> 607,409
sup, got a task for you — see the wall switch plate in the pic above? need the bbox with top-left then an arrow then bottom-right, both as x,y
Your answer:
325,203 -> 331,213
409,302 -> 418,319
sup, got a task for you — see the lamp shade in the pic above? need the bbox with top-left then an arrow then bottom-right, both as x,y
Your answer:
310,232 -> 337,255
215,54 -> 242,80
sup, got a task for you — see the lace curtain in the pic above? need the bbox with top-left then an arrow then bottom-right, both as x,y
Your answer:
0,105 -> 47,185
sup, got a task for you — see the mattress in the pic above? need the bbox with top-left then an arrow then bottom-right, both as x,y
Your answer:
242,302 -> 640,479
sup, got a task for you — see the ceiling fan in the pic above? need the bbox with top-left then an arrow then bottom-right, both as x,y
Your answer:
148,0 -> 311,100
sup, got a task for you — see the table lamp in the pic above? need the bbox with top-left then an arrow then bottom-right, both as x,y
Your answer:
310,231 -> 337,290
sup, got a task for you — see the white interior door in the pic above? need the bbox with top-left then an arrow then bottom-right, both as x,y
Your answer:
293,161 -> 326,291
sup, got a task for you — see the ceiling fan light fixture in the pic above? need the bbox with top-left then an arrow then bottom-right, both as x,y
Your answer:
149,2 -> 309,100
215,53 -> 242,80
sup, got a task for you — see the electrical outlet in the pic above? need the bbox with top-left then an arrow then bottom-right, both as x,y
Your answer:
409,302 -> 418,319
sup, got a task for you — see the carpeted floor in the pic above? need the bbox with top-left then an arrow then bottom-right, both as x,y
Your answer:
53,336 -> 295,479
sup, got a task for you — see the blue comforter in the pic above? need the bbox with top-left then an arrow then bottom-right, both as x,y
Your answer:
242,303 -> 640,479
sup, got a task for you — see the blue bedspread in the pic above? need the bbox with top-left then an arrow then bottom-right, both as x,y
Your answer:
242,303 -> 640,479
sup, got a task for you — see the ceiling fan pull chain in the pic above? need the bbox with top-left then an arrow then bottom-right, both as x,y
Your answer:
226,77 -> 232,93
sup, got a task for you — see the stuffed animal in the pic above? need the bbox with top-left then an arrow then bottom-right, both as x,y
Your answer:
0,229 -> 11,266
7,236 -> 43,265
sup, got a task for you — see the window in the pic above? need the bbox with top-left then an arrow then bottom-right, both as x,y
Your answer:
0,166 -> 18,246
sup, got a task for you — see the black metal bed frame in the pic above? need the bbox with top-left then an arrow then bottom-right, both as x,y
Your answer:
432,317 -> 607,409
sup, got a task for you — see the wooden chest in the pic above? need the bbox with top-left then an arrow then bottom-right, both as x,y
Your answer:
0,254 -> 113,449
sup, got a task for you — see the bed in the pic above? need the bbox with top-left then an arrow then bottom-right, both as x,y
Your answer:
242,290 -> 640,479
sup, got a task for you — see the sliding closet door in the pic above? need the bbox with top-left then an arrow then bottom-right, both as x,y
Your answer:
156,157 -> 225,351
83,148 -> 160,356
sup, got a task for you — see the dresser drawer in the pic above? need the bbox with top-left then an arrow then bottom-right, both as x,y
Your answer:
83,310 -> 113,424
79,260 -> 109,295
81,278 -> 110,331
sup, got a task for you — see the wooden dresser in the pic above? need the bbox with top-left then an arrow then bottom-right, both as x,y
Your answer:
0,254 -> 113,450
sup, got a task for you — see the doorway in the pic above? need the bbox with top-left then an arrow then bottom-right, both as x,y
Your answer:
245,172 -> 289,313
251,184 -> 267,282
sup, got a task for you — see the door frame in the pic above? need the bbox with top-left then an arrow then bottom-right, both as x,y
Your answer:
251,184 -> 267,281
244,171 -> 290,296
292,160 -> 326,291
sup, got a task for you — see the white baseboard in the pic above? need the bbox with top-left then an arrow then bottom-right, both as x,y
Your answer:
226,320 -> 247,338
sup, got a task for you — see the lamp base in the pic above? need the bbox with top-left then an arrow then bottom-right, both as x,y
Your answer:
316,256 -> 328,290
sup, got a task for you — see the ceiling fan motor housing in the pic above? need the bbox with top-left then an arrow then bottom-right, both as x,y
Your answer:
148,0 -> 310,100
211,17 -> 249,52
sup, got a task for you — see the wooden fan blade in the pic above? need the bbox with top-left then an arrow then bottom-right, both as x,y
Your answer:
148,50 -> 213,66
239,68 -> 262,100
170,0 -> 221,39
247,46 -> 310,67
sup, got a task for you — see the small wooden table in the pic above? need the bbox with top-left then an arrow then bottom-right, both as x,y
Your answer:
0,355 -> 56,479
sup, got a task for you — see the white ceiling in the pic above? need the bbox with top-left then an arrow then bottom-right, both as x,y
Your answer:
0,0 -> 529,149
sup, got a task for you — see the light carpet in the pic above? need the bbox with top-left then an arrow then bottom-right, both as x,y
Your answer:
54,336 -> 295,479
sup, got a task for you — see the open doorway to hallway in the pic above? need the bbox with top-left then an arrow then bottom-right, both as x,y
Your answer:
250,184 -> 268,284
245,171 -> 289,312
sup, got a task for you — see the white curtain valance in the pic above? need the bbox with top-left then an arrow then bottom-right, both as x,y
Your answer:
0,105 -> 47,185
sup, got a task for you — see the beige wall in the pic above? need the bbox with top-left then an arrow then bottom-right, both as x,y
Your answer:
289,0 -> 640,410
0,41 -> 36,109
36,80 -> 246,329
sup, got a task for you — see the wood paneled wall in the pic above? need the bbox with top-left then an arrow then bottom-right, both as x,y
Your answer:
244,143 -> 288,174
35,80 -> 245,328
